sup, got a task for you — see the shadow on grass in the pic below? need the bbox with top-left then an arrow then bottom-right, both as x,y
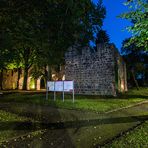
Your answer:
0,115 -> 147,131
0,101 -> 75,147
1,90 -> 148,101
117,94 -> 148,100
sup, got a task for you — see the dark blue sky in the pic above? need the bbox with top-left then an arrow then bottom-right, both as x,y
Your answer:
93,0 -> 132,51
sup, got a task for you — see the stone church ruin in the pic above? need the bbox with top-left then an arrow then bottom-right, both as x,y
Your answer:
1,43 -> 127,96
65,43 -> 127,96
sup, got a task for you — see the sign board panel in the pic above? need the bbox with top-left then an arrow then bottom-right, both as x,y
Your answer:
64,81 -> 73,92
48,81 -> 54,91
46,81 -> 74,102
55,81 -> 63,92
47,81 -> 74,92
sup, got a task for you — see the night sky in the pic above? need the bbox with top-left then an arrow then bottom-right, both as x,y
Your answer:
93,0 -> 132,52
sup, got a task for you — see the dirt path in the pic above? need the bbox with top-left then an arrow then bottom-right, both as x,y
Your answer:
0,102 -> 148,148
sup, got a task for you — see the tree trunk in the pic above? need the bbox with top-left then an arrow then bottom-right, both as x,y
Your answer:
144,71 -> 148,86
16,68 -> 21,89
22,67 -> 29,90
44,66 -> 48,83
44,65 -> 52,88
131,69 -> 139,90
47,65 -> 52,81
43,77 -> 46,89
0,70 -> 3,90
44,65 -> 52,81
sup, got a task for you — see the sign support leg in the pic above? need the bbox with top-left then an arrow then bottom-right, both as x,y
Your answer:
73,90 -> 74,103
73,81 -> 74,103
63,81 -> 64,102
46,82 -> 48,100
54,91 -> 56,101
54,82 -> 56,101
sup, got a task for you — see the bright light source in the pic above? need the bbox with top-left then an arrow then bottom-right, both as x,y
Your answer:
29,77 -> 35,89
52,74 -> 56,78
62,75 -> 65,80
121,84 -> 124,90
30,83 -> 35,89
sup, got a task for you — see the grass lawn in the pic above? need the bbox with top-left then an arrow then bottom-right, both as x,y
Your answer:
1,88 -> 148,113
0,110 -> 44,145
0,88 -> 147,147
0,110 -> 29,143
106,121 -> 148,148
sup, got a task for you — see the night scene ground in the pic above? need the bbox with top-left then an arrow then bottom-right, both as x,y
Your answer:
0,0 -> 148,148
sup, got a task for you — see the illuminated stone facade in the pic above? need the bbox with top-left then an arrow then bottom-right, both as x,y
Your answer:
1,66 -> 64,90
65,44 -> 127,95
1,43 -> 127,95
1,68 -> 42,90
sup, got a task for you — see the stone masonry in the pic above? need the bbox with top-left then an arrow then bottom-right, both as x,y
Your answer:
65,43 -> 127,95
1,43 -> 127,95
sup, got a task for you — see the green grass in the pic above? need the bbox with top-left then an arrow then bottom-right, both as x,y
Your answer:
0,110 -> 43,145
0,110 -> 27,122
0,110 -> 29,143
0,88 -> 147,146
1,88 -> 148,113
106,121 -> 148,148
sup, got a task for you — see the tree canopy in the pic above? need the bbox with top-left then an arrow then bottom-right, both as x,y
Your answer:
95,29 -> 110,44
0,0 -> 106,89
119,0 -> 148,50
121,38 -> 148,87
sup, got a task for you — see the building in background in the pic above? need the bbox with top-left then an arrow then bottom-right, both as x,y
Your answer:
1,43 -> 127,95
65,43 -> 127,96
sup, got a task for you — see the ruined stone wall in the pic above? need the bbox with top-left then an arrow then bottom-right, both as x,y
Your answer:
1,67 -> 62,90
2,69 -> 18,89
1,44 -> 127,93
65,44 -> 117,95
2,69 -> 27,90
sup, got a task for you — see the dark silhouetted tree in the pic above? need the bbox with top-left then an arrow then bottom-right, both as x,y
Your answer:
121,38 -> 148,89
0,0 -> 106,89
96,29 -> 110,44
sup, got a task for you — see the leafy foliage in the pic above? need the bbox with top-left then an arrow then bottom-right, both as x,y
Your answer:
0,31 -> 14,70
121,38 -> 148,86
0,0 -> 106,89
119,0 -> 148,50
95,29 -> 110,44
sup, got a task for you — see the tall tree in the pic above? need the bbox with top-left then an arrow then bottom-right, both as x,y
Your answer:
0,0 -> 39,89
0,29 -> 14,90
95,29 -> 110,44
28,0 -> 106,82
0,0 -> 106,89
121,38 -> 148,89
119,0 -> 148,50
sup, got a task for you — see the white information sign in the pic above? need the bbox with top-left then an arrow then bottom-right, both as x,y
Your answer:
47,81 -> 74,92
55,81 -> 63,92
46,81 -> 74,103
48,81 -> 54,91
64,81 -> 73,92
